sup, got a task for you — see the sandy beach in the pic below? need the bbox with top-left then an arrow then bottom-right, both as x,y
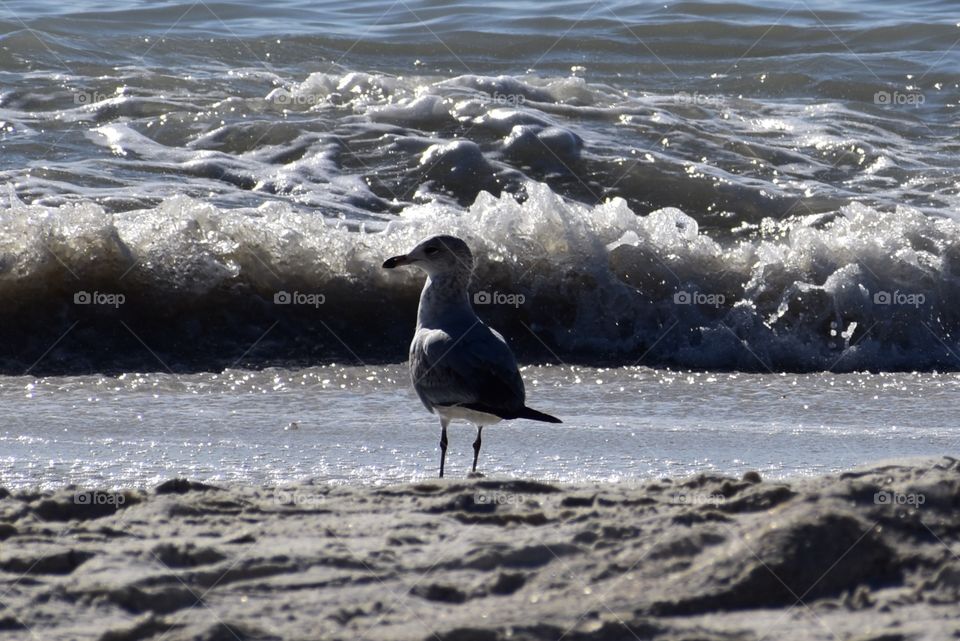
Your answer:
0,457 -> 957,641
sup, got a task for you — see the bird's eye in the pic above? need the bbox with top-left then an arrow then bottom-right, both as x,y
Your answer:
424,247 -> 440,255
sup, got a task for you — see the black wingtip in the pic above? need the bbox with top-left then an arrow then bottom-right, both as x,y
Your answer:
454,402 -> 563,424
517,406 -> 562,423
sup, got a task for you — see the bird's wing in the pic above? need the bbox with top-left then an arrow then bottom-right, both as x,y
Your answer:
410,323 -> 525,416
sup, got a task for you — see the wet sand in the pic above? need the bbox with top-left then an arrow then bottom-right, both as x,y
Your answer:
1,457 -> 957,641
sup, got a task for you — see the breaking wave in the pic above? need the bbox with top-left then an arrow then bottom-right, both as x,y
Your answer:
2,181 -> 958,374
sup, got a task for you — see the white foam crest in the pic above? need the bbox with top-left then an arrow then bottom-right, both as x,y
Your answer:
368,94 -> 456,125
270,71 -> 605,117
271,71 -> 412,111
0,188 -> 129,291
88,124 -> 184,161
2,182 -> 959,369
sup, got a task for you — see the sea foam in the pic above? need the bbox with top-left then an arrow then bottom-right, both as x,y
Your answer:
1,181 -> 958,373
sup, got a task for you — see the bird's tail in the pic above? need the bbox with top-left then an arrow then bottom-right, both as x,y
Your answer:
516,406 -> 562,423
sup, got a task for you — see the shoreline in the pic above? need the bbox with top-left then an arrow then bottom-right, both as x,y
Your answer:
1,457 -> 957,640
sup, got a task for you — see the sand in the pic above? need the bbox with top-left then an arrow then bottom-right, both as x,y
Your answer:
0,457 -> 958,641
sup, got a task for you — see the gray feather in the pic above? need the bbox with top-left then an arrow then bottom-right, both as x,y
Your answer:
410,322 -> 525,415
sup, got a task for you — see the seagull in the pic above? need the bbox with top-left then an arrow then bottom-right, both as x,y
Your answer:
383,235 -> 561,478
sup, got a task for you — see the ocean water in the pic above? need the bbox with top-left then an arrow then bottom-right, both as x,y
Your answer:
2,367 -> 958,490
1,0 -> 959,488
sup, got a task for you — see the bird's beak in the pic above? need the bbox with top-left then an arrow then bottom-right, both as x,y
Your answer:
382,254 -> 412,269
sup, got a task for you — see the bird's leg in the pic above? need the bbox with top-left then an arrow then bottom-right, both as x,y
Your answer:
439,419 -> 449,478
471,425 -> 483,473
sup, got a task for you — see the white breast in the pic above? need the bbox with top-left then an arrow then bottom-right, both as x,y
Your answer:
434,404 -> 504,426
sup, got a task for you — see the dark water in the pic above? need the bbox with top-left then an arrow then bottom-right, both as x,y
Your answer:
1,0 -> 960,373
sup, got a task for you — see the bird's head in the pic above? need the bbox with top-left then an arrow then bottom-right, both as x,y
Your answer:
382,235 -> 474,279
